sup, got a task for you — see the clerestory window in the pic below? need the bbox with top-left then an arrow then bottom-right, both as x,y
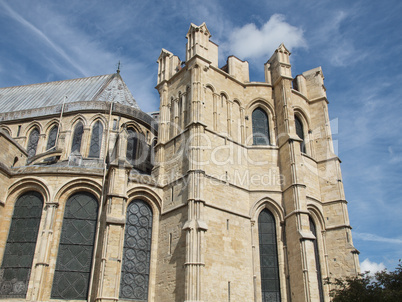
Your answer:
46,125 -> 58,150
88,121 -> 103,158
71,122 -> 84,154
27,127 -> 40,158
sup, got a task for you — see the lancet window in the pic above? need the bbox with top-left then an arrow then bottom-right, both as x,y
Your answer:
252,108 -> 270,145
46,125 -> 58,150
310,217 -> 324,302
71,121 -> 84,154
258,209 -> 281,302
88,121 -> 103,158
27,127 -> 40,158
126,128 -> 139,164
295,116 -> 306,153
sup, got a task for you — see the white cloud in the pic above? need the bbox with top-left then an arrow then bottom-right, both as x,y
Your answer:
227,14 -> 307,60
360,258 -> 386,276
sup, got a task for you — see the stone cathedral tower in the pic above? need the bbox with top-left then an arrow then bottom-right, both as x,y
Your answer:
154,23 -> 359,302
0,23 -> 358,302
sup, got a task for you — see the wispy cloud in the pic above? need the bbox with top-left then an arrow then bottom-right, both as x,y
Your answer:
0,0 -> 87,76
353,232 -> 402,245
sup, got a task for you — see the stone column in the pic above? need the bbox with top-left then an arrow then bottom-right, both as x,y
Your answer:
29,202 -> 58,301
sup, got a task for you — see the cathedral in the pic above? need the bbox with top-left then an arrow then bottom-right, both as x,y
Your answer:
0,23 -> 359,302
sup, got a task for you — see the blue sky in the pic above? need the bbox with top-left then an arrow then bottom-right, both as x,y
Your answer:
1,0 -> 401,273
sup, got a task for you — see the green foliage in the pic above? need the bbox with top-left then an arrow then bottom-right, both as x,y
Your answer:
327,260 -> 402,302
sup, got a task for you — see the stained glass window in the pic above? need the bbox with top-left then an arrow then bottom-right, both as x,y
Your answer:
71,122 -> 84,154
0,191 -> 43,298
295,116 -> 306,153
310,218 -> 324,302
126,128 -> 139,164
258,209 -> 281,302
51,192 -> 98,300
120,200 -> 153,301
27,128 -> 40,158
88,121 -> 103,158
252,108 -> 270,145
46,125 -> 58,150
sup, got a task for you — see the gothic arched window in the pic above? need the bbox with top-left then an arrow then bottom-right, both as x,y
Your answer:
88,121 -> 103,158
120,200 -> 153,301
51,192 -> 98,300
310,217 -> 324,302
0,191 -> 43,298
27,127 -> 40,158
295,116 -> 306,153
126,128 -> 139,164
252,108 -> 270,145
258,209 -> 281,302
71,121 -> 84,154
46,125 -> 58,150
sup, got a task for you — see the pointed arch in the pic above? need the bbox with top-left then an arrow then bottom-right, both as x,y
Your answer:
247,99 -> 276,146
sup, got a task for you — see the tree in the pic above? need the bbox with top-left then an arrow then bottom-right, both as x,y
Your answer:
327,260 -> 402,302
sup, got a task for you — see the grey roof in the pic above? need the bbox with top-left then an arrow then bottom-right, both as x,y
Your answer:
0,73 -> 140,114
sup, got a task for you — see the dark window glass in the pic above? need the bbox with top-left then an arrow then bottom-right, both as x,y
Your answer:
295,116 -> 306,153
51,192 -> 98,300
88,121 -> 103,158
27,128 -> 40,158
126,128 -> 138,164
258,209 -> 281,302
310,218 -> 324,302
0,191 -> 43,298
252,108 -> 270,145
120,200 -> 153,301
46,125 -> 58,150
71,122 -> 84,154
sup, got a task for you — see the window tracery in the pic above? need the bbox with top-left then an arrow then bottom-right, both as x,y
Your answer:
0,191 -> 43,298
120,200 -> 153,301
51,192 -> 98,300
27,127 -> 40,158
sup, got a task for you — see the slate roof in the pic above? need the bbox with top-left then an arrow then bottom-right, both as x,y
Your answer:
0,73 -> 140,114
